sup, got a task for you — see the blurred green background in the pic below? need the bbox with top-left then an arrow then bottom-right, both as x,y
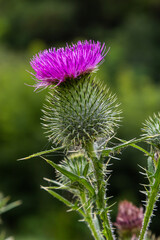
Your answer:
0,0 -> 160,239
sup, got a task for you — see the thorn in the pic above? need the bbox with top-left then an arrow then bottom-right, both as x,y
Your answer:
40,185 -> 47,190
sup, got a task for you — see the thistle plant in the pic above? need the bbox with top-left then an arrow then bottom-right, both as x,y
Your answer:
22,40 -> 160,240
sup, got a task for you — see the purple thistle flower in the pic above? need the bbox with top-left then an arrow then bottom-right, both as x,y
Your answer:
30,40 -> 108,89
114,200 -> 144,238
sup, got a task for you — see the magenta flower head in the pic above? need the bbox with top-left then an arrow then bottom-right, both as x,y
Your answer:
30,40 -> 108,89
114,200 -> 144,238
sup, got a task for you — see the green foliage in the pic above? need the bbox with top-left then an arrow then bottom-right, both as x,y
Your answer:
0,0 -> 76,48
0,47 -> 46,166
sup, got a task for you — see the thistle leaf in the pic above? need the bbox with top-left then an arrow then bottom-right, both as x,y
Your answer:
41,187 -> 85,217
41,186 -> 73,207
83,163 -> 90,177
42,157 -> 95,196
102,136 -> 156,157
18,146 -> 64,161
42,76 -> 121,146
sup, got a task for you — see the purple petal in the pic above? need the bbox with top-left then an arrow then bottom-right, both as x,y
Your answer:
30,40 -> 108,89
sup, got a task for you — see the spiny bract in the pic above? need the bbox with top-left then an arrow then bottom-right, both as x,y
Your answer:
42,76 -> 120,147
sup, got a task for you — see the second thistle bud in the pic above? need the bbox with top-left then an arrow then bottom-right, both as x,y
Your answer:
56,153 -> 93,192
114,200 -> 144,239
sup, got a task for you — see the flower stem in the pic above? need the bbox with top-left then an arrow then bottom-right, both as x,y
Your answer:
80,192 -> 103,240
138,159 -> 160,240
85,141 -> 115,240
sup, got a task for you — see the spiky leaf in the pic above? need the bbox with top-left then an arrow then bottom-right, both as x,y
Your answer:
42,156 -> 95,195
41,187 -> 85,217
18,146 -> 64,161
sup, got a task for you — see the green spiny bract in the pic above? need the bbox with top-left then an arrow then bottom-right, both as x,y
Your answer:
42,76 -> 120,147
56,153 -> 94,192
142,113 -> 160,149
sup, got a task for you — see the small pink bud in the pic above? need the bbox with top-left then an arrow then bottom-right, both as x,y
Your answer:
114,200 -> 144,238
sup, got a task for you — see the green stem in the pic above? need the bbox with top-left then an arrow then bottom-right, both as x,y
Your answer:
85,141 -> 115,240
80,192 -> 103,240
138,159 -> 160,240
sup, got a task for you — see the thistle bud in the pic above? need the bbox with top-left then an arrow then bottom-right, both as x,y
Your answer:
56,153 -> 93,192
42,76 -> 120,147
114,200 -> 144,239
